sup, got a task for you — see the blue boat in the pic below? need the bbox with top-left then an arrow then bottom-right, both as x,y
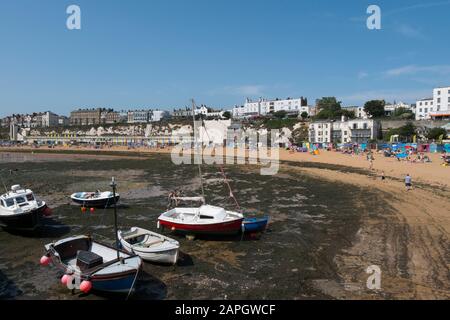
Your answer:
242,216 -> 269,233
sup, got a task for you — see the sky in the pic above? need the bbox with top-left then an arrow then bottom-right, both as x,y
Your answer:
1,0 -> 450,117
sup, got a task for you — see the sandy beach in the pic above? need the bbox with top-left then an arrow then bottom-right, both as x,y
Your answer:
1,145 -> 449,299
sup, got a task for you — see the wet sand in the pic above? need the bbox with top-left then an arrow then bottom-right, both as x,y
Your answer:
0,148 -> 448,300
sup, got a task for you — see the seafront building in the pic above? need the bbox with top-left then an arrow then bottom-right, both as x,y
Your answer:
308,117 -> 380,144
70,108 -> 103,126
232,97 -> 309,118
416,86 -> 450,120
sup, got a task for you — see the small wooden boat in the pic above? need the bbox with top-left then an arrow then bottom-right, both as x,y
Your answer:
43,235 -> 142,293
158,204 -> 244,236
70,191 -> 119,208
242,216 -> 269,233
0,185 -> 49,230
118,227 -> 180,265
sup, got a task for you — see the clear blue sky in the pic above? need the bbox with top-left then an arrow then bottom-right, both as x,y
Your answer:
1,0 -> 450,117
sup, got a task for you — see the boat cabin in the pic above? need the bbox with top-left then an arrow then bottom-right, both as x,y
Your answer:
0,185 -> 36,210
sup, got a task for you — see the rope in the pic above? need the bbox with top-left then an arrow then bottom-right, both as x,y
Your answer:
126,267 -> 140,300
198,116 -> 242,211
219,166 -> 241,211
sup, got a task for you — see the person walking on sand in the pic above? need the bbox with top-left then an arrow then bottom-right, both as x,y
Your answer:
381,171 -> 385,181
405,174 -> 412,191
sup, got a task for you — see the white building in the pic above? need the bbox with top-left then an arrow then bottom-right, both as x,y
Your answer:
415,98 -> 434,120
309,118 -> 380,144
127,110 -> 150,123
416,86 -> 450,120
149,110 -> 170,122
344,106 -> 369,119
431,86 -> 450,120
384,101 -> 411,116
232,97 -> 308,118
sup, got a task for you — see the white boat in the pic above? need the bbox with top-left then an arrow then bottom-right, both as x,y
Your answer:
118,227 -> 180,265
158,204 -> 244,236
0,184 -> 48,230
70,191 -> 120,208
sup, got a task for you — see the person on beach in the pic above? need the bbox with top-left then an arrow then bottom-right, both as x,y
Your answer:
381,171 -> 385,181
405,174 -> 412,191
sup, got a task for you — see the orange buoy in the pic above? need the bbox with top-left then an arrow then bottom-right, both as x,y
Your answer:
81,207 -> 87,213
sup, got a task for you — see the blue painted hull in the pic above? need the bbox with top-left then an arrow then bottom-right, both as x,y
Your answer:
242,217 -> 269,233
92,272 -> 137,293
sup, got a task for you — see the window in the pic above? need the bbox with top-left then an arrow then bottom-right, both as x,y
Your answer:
15,197 -> 26,204
425,102 -> 428,105
448,97 -> 450,103
419,102 -> 422,106
424,108 -> 428,113
419,108 -> 422,112
5,198 -> 14,207
344,131 -> 347,135
353,123 -> 357,129
437,90 -> 441,95
0,200 -> 4,207
363,123 -> 368,129
438,98 -> 441,103
26,194 -> 34,201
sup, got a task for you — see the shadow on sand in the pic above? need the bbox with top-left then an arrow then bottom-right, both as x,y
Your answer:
0,269 -> 22,299
1,218 -> 71,238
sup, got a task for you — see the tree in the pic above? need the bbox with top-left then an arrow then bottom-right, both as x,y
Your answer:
291,125 -> 309,145
427,127 -> 447,140
363,100 -> 385,118
273,110 -> 287,119
222,111 -> 231,119
314,97 -> 346,120
300,111 -> 308,120
398,122 -> 416,140
317,97 -> 341,113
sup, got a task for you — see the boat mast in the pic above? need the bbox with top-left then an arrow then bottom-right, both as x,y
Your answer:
191,99 -> 205,200
110,177 -> 121,262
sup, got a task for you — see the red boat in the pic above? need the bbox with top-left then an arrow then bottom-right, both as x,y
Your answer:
157,205 -> 244,236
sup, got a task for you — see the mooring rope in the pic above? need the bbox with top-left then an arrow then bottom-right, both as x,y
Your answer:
126,267 -> 140,301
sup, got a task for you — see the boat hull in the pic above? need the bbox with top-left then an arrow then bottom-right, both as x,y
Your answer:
71,196 -> 120,208
158,218 -> 243,236
90,271 -> 139,293
121,242 -> 179,265
0,203 -> 47,230
242,217 -> 269,233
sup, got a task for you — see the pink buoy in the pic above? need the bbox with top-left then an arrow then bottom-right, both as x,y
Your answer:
80,280 -> 92,293
90,208 -> 95,213
171,227 -> 175,231
40,255 -> 51,266
61,274 -> 72,286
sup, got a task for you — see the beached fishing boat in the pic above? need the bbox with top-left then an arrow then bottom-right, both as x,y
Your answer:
43,235 -> 142,293
242,216 -> 269,233
158,204 -> 244,236
42,178 -> 142,295
118,227 -> 180,265
70,191 -> 119,208
0,184 -> 50,230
